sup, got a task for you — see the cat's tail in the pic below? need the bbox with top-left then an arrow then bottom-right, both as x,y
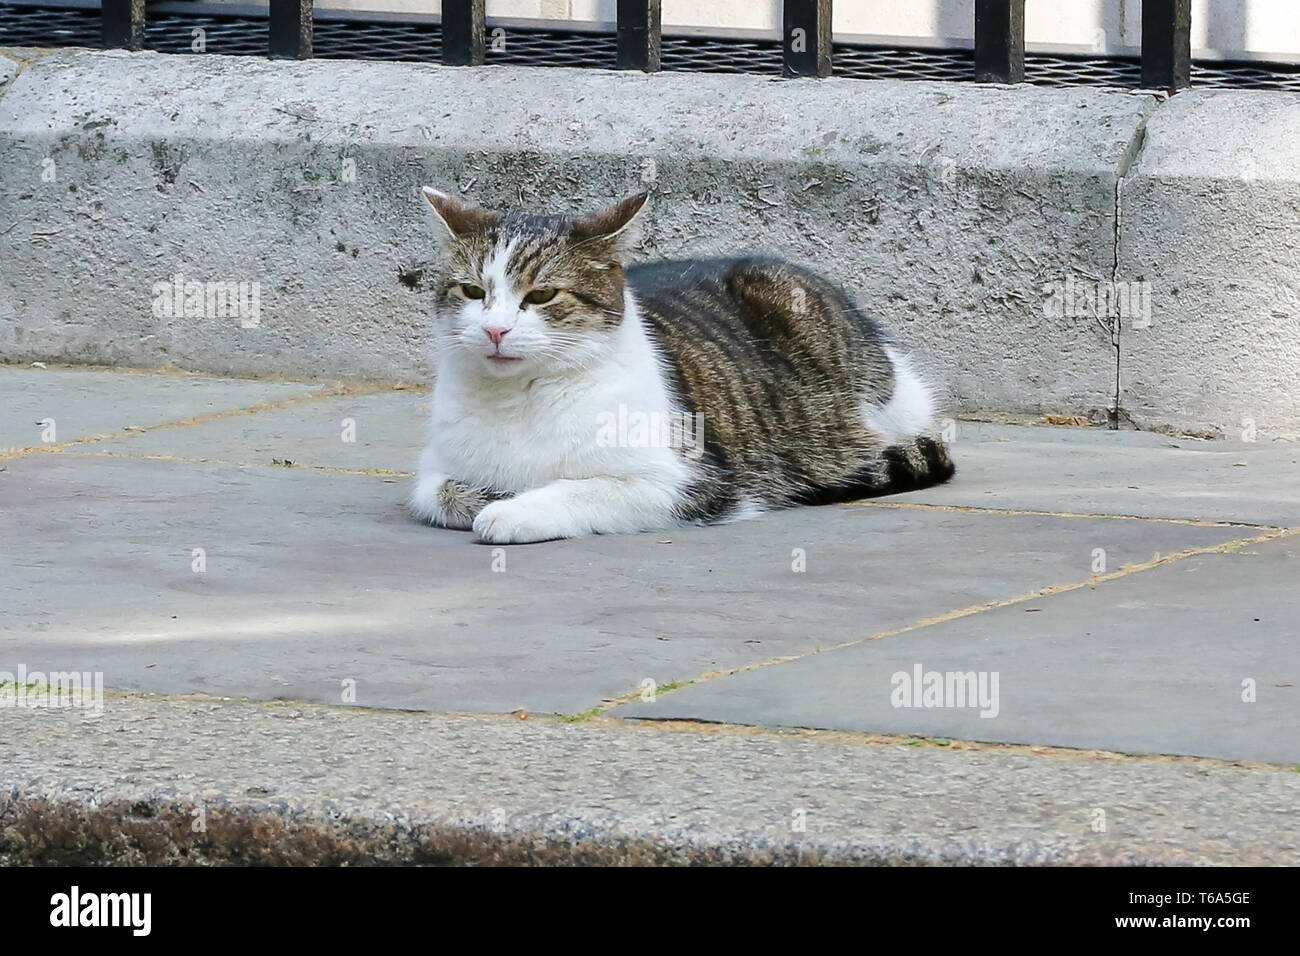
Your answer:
878,433 -> 956,494
794,431 -> 954,506
861,346 -> 955,494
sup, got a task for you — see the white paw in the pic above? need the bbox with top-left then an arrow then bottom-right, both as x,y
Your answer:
472,497 -> 580,544
409,472 -> 447,525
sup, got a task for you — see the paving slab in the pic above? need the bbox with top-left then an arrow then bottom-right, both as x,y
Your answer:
76,398 -> 1300,527
2,695 -> 1296,865
0,367 -> 327,452
898,422 -> 1300,526
0,451 -> 1251,717
48,368 -> 1300,529
84,388 -> 427,473
613,535 -> 1300,764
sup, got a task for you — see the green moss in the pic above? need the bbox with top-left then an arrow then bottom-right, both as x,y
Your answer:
556,707 -> 601,724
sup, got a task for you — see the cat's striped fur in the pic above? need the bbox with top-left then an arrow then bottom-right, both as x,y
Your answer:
411,189 -> 954,543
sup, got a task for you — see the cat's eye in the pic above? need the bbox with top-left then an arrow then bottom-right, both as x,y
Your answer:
523,288 -> 560,305
458,284 -> 486,300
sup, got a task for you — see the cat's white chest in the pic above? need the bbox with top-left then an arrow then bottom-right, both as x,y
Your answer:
431,378 -> 585,491
429,359 -> 684,494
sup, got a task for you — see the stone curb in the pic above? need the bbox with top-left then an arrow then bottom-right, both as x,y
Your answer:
2,695 -> 1296,865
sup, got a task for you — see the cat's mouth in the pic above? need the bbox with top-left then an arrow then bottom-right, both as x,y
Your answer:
486,354 -> 523,364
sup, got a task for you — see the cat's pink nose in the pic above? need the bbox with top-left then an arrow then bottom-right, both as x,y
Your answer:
483,325 -> 510,346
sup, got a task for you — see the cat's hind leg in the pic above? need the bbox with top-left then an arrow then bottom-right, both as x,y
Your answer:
472,476 -> 680,544
414,477 -> 502,529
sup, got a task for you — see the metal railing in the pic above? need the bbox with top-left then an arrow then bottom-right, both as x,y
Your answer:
95,0 -> 1195,93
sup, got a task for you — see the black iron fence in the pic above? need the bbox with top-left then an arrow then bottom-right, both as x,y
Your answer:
10,0 -> 1291,94
90,0 -> 1198,91
91,0 -> 1199,91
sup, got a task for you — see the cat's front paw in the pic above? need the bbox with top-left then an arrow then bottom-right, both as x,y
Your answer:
473,497 -> 581,544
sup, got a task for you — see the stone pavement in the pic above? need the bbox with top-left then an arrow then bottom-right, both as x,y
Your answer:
1,365 -> 1298,864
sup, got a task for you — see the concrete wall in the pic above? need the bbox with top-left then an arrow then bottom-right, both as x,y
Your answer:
1118,89 -> 1300,439
1,49 -> 1298,437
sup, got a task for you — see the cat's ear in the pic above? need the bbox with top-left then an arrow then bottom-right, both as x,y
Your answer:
570,192 -> 650,248
421,187 -> 497,239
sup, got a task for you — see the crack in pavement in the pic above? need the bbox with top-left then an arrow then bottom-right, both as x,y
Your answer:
598,525 -> 1299,714
0,380 -> 401,463
847,498 -> 1285,530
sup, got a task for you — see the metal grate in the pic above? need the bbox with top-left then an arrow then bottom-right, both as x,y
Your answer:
3,3 -> 1300,92
0,4 -> 100,46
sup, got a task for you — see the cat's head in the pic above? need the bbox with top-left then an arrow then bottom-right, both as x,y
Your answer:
421,188 -> 648,377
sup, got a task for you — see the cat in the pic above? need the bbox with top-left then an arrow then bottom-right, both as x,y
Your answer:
409,188 -> 954,544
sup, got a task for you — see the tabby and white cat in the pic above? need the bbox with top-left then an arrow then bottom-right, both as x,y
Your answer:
410,188 -> 954,543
